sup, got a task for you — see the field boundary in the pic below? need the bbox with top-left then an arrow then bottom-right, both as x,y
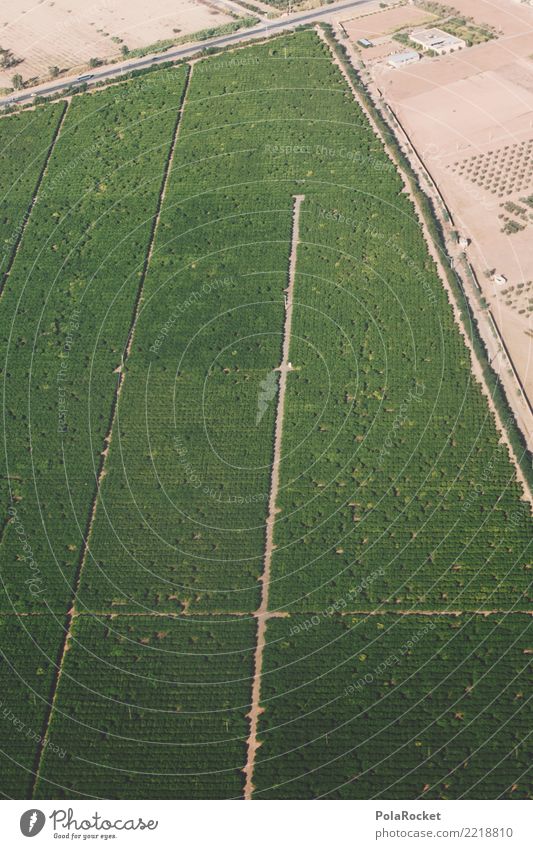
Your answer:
29,66 -> 192,798
243,193 -> 304,800
0,101 -> 68,301
1,608 -> 531,618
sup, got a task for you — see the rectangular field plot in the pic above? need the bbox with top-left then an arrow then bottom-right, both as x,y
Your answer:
0,68 -> 189,613
35,615 -> 255,799
0,614 -> 66,797
105,30 -> 530,616
76,44 -> 319,613
0,103 -> 66,512
0,103 -> 65,278
253,614 -> 532,799
76,195 -> 292,613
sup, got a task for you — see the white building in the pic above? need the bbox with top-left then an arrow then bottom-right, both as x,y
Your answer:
410,27 -> 466,54
387,50 -> 420,69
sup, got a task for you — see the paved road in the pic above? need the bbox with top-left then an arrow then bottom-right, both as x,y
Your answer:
0,0 -> 373,108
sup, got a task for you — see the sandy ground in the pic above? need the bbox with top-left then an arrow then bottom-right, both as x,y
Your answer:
341,2 -> 435,41
0,0 -> 235,87
370,0 -> 533,422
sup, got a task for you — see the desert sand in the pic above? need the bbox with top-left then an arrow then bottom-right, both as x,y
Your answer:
0,0 -> 236,87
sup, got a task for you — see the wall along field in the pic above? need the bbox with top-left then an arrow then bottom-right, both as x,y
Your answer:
0,30 -> 531,799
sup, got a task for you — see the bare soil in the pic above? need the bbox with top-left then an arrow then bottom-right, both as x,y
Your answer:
0,0 -> 234,87
368,0 -> 533,439
341,3 -> 436,42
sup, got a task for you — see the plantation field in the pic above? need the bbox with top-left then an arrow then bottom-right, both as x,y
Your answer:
253,614 -> 532,799
0,67 -> 189,613
0,614 -> 66,797
35,615 -> 255,799
0,103 -> 65,514
76,189 -> 292,612
0,28 -> 531,800
0,104 -> 64,281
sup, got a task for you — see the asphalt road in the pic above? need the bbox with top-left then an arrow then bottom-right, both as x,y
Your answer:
0,0 -> 372,108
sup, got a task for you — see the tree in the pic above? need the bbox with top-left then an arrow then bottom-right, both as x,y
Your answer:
0,48 -> 17,69
11,73 -> 23,90
120,45 -> 129,57
49,65 -> 60,78
88,57 -> 102,68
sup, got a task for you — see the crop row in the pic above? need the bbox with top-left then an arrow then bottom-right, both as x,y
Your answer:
0,614 -> 67,797
0,69 -> 189,795
0,103 -> 65,514
74,48 -> 310,613
36,614 -> 255,799
0,67 -> 189,614
261,35 -> 533,610
254,613 -> 532,798
0,104 -> 64,280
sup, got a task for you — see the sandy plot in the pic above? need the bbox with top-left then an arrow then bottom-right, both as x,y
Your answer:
341,3 -> 435,41
391,65 -> 533,157
377,37 -> 533,101
442,0 -> 528,37
372,0 -> 533,407
0,0 -> 234,87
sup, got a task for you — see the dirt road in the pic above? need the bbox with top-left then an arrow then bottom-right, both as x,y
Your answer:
243,194 -> 304,801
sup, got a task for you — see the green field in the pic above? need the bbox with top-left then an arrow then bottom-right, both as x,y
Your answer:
35,615 -> 255,799
253,614 -> 532,799
0,29 -> 531,799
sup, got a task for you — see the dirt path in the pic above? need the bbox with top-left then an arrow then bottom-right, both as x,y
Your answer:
319,26 -> 533,515
337,608 -> 533,616
243,193 -> 304,801
29,67 -> 193,798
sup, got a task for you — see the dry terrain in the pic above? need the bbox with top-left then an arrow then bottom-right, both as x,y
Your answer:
0,0 -> 235,87
353,0 -> 533,436
341,2 -> 435,43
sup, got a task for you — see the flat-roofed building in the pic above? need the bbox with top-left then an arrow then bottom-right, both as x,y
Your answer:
387,50 -> 420,69
410,27 -> 466,54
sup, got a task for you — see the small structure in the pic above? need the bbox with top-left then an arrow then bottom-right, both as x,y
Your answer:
410,27 -> 466,54
494,274 -> 507,286
387,50 -> 420,69
458,235 -> 470,249
358,38 -> 373,48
